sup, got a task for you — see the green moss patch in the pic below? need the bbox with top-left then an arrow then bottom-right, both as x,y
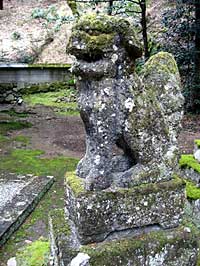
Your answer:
0,121 -> 32,135
24,90 -> 78,116
142,51 -> 179,77
186,180 -> 200,200
179,154 -> 200,173
194,139 -> 200,148
50,209 -> 71,236
16,239 -> 50,266
0,149 -> 77,177
0,148 -> 78,263
65,171 -> 84,196
81,227 -> 197,266
21,80 -> 75,95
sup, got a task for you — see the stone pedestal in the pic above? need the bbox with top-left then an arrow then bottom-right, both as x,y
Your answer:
66,173 -> 185,244
49,209 -> 198,266
49,173 -> 199,266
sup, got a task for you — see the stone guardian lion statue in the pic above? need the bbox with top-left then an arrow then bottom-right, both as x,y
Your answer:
67,14 -> 184,191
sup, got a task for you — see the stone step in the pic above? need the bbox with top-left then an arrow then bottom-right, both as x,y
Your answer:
0,172 -> 54,247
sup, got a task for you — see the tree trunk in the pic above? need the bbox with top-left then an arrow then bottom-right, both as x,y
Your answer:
0,0 -> 3,10
192,0 -> 200,111
140,0 -> 150,59
108,0 -> 114,15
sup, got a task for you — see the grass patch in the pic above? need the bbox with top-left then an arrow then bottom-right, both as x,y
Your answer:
0,148 -> 78,263
16,239 -> 49,266
0,121 -> 32,135
0,134 -> 8,143
12,135 -> 30,145
0,110 -> 28,118
0,149 -> 77,177
24,90 -> 79,116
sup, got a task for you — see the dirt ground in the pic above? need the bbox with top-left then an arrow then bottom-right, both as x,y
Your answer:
1,103 -> 199,159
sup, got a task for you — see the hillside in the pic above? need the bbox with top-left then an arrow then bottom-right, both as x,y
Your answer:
0,0 -> 73,64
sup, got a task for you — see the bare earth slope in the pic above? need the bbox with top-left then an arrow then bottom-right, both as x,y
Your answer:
0,0 -> 73,63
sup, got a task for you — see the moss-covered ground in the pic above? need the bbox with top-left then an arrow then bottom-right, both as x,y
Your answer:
0,108 -> 79,265
24,89 -> 78,116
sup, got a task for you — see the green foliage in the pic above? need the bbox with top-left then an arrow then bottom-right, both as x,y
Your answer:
31,5 -> 74,32
16,239 -> 50,266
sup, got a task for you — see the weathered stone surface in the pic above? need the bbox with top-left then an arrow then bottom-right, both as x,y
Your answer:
0,172 -> 54,247
65,173 -> 185,244
49,209 -> 198,266
67,14 -> 184,191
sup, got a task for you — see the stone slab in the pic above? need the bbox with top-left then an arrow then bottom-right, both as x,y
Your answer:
49,209 -> 198,266
0,172 -> 54,247
65,173 -> 186,244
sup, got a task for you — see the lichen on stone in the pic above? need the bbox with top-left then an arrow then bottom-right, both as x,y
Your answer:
141,51 -> 179,77
65,171 -> 84,196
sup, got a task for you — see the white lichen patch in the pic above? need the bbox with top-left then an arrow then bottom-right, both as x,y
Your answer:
125,98 -> 135,112
70,253 -> 90,266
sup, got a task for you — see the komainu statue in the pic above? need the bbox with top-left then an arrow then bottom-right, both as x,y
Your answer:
67,14 -> 184,191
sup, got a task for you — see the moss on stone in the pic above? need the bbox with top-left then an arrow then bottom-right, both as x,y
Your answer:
21,81 -> 75,95
16,239 -> 50,266
179,154 -> 200,173
65,171 -> 84,196
70,14 -> 142,59
66,0 -> 78,15
76,30 -> 115,51
76,14 -> 129,35
50,209 -> 71,236
194,139 -> 200,148
28,63 -> 71,69
185,180 -> 200,200
142,52 -> 179,77
81,226 -> 197,266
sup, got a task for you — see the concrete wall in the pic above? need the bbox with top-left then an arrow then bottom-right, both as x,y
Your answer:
0,64 -> 72,103
0,64 -> 71,85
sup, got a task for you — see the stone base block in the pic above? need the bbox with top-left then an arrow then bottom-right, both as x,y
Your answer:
49,209 -> 198,266
65,173 -> 185,244
0,172 -> 54,246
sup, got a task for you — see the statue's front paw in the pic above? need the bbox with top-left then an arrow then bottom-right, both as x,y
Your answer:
85,171 -> 111,191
